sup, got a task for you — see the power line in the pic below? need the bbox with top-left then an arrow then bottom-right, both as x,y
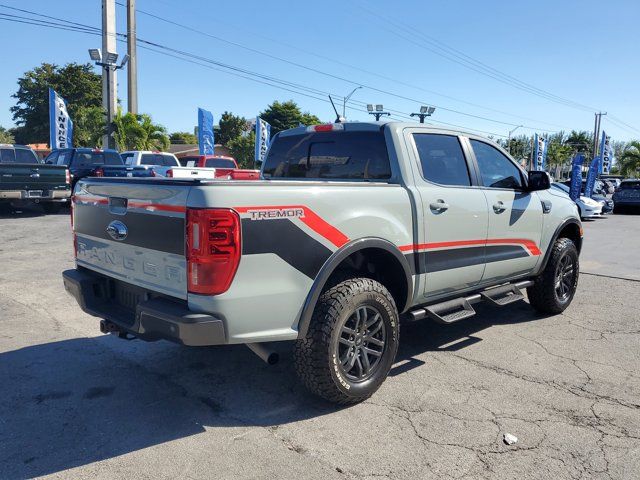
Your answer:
113,1 -> 569,130
352,1 -> 600,114
100,3 -> 560,132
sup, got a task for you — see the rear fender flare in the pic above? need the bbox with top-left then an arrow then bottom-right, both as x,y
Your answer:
296,238 -> 413,338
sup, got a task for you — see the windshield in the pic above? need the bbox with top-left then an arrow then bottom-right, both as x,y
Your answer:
205,158 -> 236,168
262,131 -> 391,180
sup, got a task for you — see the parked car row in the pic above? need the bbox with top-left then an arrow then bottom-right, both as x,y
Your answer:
1,143 -> 260,214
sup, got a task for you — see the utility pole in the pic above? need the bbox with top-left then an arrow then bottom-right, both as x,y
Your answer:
592,112 -> 606,162
127,0 -> 138,114
102,0 -> 117,148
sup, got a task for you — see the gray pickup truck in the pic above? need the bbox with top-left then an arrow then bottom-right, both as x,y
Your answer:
63,122 -> 582,403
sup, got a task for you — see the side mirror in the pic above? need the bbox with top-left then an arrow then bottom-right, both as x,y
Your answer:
527,170 -> 550,191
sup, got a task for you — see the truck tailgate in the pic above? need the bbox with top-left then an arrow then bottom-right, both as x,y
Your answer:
73,178 -> 191,299
0,163 -> 68,191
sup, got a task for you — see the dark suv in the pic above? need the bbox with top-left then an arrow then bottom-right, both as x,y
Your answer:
613,180 -> 640,213
44,148 -> 123,189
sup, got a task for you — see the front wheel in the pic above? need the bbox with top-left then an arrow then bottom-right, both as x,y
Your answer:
527,237 -> 579,314
294,278 -> 399,404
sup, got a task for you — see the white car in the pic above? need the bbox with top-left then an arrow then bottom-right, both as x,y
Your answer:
551,183 -> 602,219
120,151 -> 180,177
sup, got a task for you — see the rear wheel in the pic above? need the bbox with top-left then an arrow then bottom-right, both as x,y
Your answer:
527,237 -> 579,314
294,278 -> 399,404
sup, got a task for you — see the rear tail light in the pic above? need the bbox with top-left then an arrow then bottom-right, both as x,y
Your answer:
166,169 -> 173,178
95,167 -> 104,177
65,169 -> 71,185
186,208 -> 241,295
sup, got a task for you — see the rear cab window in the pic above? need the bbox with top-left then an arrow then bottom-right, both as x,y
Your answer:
121,153 -> 135,165
15,148 -> 39,164
263,130 -> 391,180
205,158 -> 236,168
619,181 -> 640,190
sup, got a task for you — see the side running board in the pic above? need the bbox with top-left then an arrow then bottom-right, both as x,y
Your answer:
408,280 -> 533,325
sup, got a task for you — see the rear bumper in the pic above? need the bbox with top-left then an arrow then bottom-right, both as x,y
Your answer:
613,198 -> 640,207
0,189 -> 71,201
62,268 -> 226,346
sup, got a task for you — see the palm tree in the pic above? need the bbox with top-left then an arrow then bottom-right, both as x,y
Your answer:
137,114 -> 169,151
112,109 -> 169,151
619,141 -> 640,177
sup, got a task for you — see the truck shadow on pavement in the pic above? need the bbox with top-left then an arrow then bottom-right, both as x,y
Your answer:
0,300 -> 543,478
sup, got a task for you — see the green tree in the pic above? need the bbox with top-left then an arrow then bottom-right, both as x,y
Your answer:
169,131 -> 197,144
259,100 -> 321,136
618,141 -> 640,177
112,110 -> 169,151
565,130 -> 593,157
11,63 -> 102,144
0,126 -> 15,143
228,132 -> 256,169
73,106 -> 105,147
218,111 -> 247,146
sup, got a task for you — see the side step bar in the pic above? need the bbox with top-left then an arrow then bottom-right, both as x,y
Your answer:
408,280 -> 534,325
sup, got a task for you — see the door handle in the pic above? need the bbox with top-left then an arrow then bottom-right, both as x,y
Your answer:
429,200 -> 449,212
493,201 -> 506,213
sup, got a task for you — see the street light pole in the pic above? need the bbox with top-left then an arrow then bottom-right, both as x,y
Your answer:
507,125 -> 523,154
343,86 -> 362,120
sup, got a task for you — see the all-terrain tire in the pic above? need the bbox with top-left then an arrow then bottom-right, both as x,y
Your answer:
294,278 -> 399,404
527,237 -> 579,314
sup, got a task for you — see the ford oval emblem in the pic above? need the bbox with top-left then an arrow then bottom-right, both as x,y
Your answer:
106,220 -> 128,241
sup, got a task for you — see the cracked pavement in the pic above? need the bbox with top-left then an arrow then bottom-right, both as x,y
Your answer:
1,209 -> 639,479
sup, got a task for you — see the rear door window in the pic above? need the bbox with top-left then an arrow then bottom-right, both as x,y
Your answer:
15,148 -> 39,164
413,134 -> 470,186
263,131 -> 391,180
0,148 -> 16,163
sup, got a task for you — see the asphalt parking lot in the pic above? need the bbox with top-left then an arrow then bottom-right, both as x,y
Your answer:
1,208 -> 639,479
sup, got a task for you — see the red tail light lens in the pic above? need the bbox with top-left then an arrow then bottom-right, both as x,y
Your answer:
95,168 -> 104,177
166,169 -> 173,178
65,169 -> 71,185
186,208 -> 241,295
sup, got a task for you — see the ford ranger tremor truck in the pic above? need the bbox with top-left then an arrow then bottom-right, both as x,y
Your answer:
62,122 -> 582,404
44,148 -> 124,189
0,144 -> 70,213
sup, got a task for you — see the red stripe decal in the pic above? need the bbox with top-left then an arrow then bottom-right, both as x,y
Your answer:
399,238 -> 541,256
74,195 -> 185,213
234,205 -> 349,248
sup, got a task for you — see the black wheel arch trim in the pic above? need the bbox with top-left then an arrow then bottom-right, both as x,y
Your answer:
296,237 -> 413,338
535,217 -> 582,275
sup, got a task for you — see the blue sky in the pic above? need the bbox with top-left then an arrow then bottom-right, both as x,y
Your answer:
1,0 -> 639,140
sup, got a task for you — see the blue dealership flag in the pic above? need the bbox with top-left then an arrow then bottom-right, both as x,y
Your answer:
254,117 -> 271,165
585,155 -> 600,198
568,154 -> 584,201
49,88 -> 73,149
533,133 -> 548,170
197,108 -> 215,155
599,131 -> 612,174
